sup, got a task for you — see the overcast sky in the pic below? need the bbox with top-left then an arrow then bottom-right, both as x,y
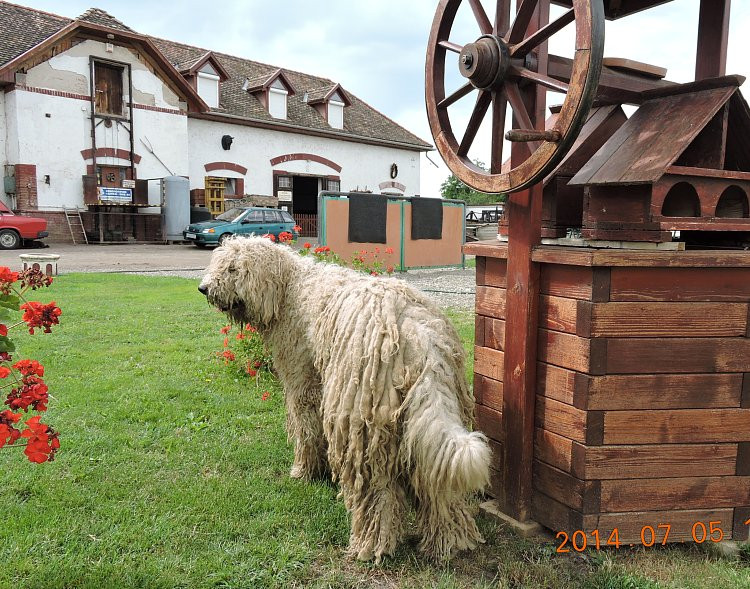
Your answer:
16,0 -> 750,198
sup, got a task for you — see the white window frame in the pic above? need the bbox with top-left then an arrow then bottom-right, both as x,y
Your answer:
197,71 -> 220,108
268,87 -> 288,119
328,99 -> 345,129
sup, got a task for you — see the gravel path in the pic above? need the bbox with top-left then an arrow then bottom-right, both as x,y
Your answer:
0,244 -> 477,311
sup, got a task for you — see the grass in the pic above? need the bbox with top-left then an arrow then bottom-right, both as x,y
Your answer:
1,273 -> 748,588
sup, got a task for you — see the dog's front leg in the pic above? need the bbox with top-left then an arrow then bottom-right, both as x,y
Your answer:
285,386 -> 328,480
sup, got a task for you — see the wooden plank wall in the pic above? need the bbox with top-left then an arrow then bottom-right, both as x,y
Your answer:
474,254 -> 750,543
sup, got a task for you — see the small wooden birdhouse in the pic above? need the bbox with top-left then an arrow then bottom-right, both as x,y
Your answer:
569,75 -> 750,244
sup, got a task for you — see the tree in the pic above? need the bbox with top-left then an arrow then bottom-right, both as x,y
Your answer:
440,160 -> 505,205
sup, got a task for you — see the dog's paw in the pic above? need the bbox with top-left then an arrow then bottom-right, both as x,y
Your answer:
289,464 -> 310,480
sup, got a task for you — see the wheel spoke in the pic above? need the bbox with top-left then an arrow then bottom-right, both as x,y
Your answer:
505,82 -> 540,154
468,0 -> 493,35
506,0 -> 539,44
458,90 -> 492,157
494,0 -> 510,36
510,65 -> 569,93
510,8 -> 574,57
437,82 -> 475,110
490,92 -> 507,173
438,40 -> 464,54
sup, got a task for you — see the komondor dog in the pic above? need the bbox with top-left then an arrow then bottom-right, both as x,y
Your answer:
199,236 -> 491,562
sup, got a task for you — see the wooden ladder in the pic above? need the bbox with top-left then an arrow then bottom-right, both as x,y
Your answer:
64,207 -> 88,245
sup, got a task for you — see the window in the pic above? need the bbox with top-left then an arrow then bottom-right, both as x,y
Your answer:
328,100 -> 345,129
197,71 -> 220,108
94,62 -> 123,115
278,176 -> 292,189
269,88 -> 288,119
244,210 -> 264,223
223,178 -> 236,196
326,179 -> 341,192
263,210 -> 280,222
280,211 -> 295,223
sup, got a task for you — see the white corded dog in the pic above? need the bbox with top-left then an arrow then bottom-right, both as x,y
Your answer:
199,236 -> 491,561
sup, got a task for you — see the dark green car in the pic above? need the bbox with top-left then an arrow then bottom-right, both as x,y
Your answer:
183,207 -> 299,247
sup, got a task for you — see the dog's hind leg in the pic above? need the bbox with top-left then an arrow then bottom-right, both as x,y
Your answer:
345,476 -> 407,563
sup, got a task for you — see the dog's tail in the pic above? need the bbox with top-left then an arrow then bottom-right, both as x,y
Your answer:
400,365 -> 492,500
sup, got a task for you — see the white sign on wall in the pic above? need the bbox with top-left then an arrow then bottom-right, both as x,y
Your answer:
278,190 -> 293,202
98,187 -> 133,203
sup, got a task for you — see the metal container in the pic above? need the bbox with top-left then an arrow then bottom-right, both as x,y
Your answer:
161,176 -> 190,241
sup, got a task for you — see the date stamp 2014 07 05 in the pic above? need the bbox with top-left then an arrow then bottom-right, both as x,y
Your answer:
556,518 -> 750,552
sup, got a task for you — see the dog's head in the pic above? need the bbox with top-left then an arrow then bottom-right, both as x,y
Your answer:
199,235 -> 292,327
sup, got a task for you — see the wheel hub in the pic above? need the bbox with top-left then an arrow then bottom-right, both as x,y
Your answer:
459,35 -> 510,90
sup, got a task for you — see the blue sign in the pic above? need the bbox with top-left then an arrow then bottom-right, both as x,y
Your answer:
98,187 -> 133,203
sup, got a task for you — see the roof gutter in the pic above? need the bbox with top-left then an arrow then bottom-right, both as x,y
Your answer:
189,111 -> 434,153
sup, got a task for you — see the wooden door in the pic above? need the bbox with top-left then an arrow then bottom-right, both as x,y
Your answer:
205,177 -> 225,215
94,62 -> 123,116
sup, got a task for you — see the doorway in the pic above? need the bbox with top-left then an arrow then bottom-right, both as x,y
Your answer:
292,176 -> 319,214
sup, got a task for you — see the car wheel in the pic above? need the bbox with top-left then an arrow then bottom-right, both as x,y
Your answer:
218,233 -> 232,246
0,230 -> 21,250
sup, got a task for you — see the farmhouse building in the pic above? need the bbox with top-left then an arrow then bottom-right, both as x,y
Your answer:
0,2 -> 431,241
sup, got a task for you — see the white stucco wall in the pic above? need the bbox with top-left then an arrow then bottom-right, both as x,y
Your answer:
0,91 -> 6,169
187,118 -> 421,197
9,39 -> 189,209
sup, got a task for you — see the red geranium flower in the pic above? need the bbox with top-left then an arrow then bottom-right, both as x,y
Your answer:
13,359 -> 44,377
20,301 -> 61,335
21,416 -> 59,463
385,247 -> 394,255
261,391 -> 270,401
220,325 -> 231,335
293,225 -> 302,233
303,242 -> 311,249
0,267 -> 19,284
0,367 -> 10,379
263,233 -> 276,242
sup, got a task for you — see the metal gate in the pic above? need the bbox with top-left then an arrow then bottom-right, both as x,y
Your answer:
205,177 -> 225,216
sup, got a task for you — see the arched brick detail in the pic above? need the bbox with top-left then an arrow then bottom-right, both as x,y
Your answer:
80,148 -> 142,164
204,161 -> 248,175
379,181 -> 406,192
270,153 -> 342,173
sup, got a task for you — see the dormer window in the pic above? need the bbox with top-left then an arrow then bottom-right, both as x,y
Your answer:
197,64 -> 220,108
178,52 -> 229,110
308,84 -> 352,130
268,80 -> 289,119
244,69 -> 296,120
327,91 -> 345,129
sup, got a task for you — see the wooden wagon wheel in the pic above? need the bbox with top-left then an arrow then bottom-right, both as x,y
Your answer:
426,0 -> 605,194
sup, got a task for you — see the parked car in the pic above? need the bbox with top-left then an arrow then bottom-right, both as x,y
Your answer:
0,201 -> 49,249
183,207 -> 299,247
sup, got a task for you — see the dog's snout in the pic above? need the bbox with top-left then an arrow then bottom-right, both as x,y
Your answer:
198,284 -> 208,296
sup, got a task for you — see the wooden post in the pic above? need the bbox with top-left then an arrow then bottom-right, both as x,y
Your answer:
695,0 -> 730,81
501,0 -> 549,522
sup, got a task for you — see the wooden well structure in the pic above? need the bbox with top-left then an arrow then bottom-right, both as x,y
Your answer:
427,0 -> 750,543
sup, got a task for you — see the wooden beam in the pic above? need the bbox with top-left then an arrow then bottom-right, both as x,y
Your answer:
695,0 -> 731,81
501,0 -> 549,523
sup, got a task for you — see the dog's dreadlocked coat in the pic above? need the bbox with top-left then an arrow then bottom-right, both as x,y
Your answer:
199,236 -> 491,561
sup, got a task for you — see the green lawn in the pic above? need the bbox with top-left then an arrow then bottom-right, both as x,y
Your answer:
1,274 -> 748,588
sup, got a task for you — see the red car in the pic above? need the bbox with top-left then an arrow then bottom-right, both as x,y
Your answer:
0,202 -> 49,249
